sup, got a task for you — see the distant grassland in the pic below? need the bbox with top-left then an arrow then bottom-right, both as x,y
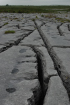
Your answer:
0,5 -> 70,13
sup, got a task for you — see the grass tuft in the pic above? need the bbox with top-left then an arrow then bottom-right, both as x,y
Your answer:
55,17 -> 70,23
4,22 -> 8,26
41,14 -> 44,17
36,15 -> 38,18
5,30 -> 15,34
32,18 -> 35,21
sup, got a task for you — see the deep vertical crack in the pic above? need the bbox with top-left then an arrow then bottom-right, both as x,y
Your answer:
34,21 -> 70,101
31,46 -> 49,105
68,24 -> 70,31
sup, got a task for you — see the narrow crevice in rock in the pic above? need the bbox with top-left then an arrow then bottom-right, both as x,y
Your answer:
57,23 -> 64,36
0,24 -> 5,28
0,30 -> 35,53
16,24 -> 20,29
31,46 -> 50,105
0,25 -> 2,28
52,46 -> 70,48
27,84 -> 41,105
34,21 -> 70,101
18,60 -> 36,64
20,44 -> 42,47
68,24 -> 70,31
40,22 -> 46,27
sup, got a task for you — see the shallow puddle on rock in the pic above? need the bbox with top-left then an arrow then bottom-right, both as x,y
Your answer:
19,49 -> 27,53
11,68 -> 19,74
6,88 -> 16,93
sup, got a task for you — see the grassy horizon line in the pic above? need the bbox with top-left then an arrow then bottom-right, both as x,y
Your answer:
0,5 -> 70,13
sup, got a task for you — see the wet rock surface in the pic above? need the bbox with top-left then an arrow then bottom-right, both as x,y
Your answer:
0,13 -> 70,105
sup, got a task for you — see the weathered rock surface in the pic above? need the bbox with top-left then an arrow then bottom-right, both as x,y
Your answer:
53,48 -> 70,74
38,46 -> 57,75
0,46 -> 41,105
41,24 -> 70,47
0,13 -> 70,105
20,29 -> 44,46
44,76 -> 70,105
34,20 -> 70,104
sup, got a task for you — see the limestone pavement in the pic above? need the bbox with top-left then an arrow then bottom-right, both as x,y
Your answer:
0,13 -> 70,105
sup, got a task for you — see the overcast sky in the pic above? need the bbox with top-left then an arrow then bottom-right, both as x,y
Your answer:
0,0 -> 70,5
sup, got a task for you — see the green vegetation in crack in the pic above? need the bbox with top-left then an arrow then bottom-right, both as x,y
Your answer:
36,15 -> 38,19
4,22 -> 8,26
45,14 -> 70,23
13,18 -> 18,20
55,17 -> 70,23
32,18 -> 35,21
41,15 -> 44,17
5,30 -> 15,34
45,14 -> 57,18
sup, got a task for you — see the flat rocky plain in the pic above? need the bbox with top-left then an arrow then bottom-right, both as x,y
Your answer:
0,13 -> 70,105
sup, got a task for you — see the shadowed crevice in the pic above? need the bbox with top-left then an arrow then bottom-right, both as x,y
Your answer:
34,21 -> 70,101
31,46 -> 50,105
68,24 -> 70,31
57,23 -> 64,36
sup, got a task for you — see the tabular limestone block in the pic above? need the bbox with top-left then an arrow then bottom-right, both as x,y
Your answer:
20,30 -> 44,46
44,76 -> 70,105
2,79 -> 40,105
0,21 -> 33,45
0,46 -> 40,105
53,47 -> 70,74
60,23 -> 70,39
35,20 -> 43,27
41,25 -> 70,47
